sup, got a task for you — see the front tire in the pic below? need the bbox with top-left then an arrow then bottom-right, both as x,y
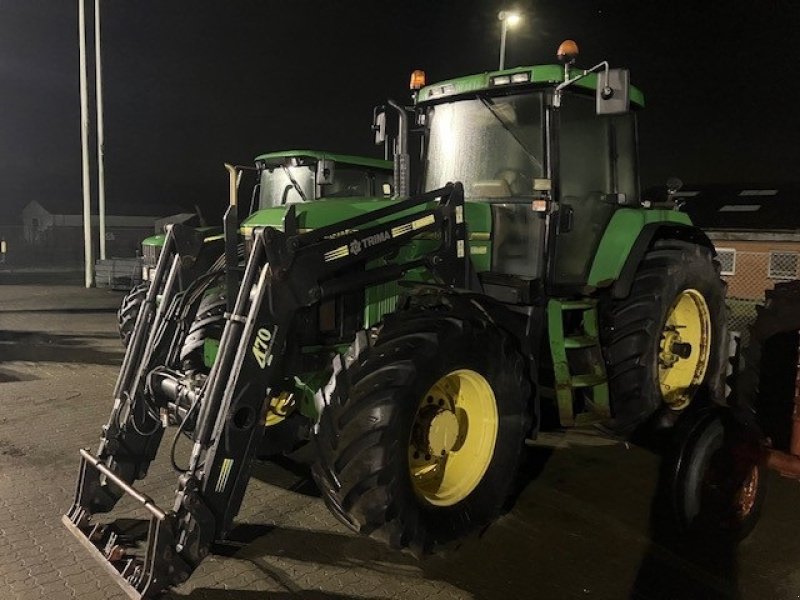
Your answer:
117,282 -> 149,347
180,286 -> 226,371
312,308 -> 532,550
600,240 -> 727,434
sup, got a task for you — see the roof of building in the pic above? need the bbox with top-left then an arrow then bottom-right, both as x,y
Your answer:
660,184 -> 800,232
28,198 -> 185,218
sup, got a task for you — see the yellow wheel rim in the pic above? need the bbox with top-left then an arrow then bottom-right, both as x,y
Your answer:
408,369 -> 498,507
658,289 -> 712,410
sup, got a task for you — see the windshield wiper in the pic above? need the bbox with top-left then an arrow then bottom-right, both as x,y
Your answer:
281,165 -> 308,202
479,96 -> 543,173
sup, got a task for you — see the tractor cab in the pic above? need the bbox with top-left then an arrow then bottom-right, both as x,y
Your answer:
413,47 -> 644,295
253,150 -> 394,209
137,151 -> 393,282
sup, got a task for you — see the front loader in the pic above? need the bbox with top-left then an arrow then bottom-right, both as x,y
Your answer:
64,41 -> 765,597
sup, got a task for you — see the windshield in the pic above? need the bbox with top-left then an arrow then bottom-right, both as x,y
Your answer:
424,93 -> 544,199
319,167 -> 391,198
258,165 -> 315,208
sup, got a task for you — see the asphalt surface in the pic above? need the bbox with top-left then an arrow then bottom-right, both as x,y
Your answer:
1,273 -> 800,599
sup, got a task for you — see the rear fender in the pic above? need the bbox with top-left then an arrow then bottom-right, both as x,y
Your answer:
607,222 -> 715,300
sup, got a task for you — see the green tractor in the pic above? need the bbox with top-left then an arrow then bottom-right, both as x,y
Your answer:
116,150 -> 394,345
64,42 -> 764,598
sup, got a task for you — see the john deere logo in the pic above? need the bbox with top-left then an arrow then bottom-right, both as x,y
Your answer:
252,327 -> 272,369
349,239 -> 362,255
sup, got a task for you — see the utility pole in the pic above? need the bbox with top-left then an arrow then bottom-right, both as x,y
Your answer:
78,0 -> 93,287
95,0 -> 107,260
498,11 -> 522,71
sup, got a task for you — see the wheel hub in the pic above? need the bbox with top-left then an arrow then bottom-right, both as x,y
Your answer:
420,409 -> 460,456
408,369 -> 498,507
658,289 -> 712,410
736,466 -> 760,519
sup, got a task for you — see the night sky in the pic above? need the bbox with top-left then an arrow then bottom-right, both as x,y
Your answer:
1,0 -> 799,222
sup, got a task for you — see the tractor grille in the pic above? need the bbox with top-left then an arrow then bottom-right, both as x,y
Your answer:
142,244 -> 162,268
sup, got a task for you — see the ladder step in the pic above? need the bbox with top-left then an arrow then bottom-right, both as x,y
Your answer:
558,300 -> 596,310
564,335 -> 598,349
570,374 -> 607,388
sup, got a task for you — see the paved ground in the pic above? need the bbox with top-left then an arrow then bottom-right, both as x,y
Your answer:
2,275 -> 800,599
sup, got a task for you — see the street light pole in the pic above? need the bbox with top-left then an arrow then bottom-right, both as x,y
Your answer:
499,16 -> 509,70
94,0 -> 107,260
78,0 -> 93,287
498,11 -> 522,71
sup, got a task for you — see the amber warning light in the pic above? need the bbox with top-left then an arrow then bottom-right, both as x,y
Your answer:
410,70 -> 426,90
557,39 -> 579,64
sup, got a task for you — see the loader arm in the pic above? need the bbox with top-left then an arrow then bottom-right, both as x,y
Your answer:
63,183 -> 474,598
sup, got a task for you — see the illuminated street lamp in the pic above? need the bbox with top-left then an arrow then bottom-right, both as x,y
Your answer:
498,10 -> 522,70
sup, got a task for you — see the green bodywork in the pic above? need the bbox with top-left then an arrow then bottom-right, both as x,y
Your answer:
141,226 -> 220,250
255,149 -> 391,171
418,64 -> 645,107
587,208 -> 692,287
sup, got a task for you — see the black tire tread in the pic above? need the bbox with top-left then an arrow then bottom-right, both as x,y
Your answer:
117,282 -> 149,347
600,239 -> 727,433
312,308 -> 531,550
180,286 -> 226,368
737,281 -> 800,450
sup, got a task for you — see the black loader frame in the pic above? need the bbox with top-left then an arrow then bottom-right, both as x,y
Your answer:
63,183 -> 473,598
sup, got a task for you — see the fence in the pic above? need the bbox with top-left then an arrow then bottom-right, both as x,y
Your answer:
721,250 -> 800,344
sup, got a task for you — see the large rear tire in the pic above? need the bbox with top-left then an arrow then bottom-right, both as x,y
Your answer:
600,240 -> 727,434
737,281 -> 800,451
312,308 -> 532,550
117,282 -> 149,347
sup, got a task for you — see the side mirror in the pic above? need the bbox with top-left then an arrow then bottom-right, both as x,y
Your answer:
596,68 -> 630,115
373,109 -> 386,145
316,159 -> 335,185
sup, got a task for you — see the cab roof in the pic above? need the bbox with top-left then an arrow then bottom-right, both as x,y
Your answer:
254,150 -> 392,171
417,63 -> 645,108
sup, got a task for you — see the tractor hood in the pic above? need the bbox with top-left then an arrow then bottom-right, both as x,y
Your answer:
240,197 -> 492,239
142,226 -> 221,248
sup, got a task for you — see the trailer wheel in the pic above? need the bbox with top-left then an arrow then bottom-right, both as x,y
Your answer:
312,308 -> 532,550
117,282 -> 149,347
180,286 -> 226,371
663,407 -> 765,542
600,240 -> 727,434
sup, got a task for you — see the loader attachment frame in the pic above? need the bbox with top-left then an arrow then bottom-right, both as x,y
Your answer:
63,183 -> 474,598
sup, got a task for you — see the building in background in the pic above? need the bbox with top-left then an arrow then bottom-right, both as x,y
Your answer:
678,184 -> 800,337
20,199 -> 186,265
